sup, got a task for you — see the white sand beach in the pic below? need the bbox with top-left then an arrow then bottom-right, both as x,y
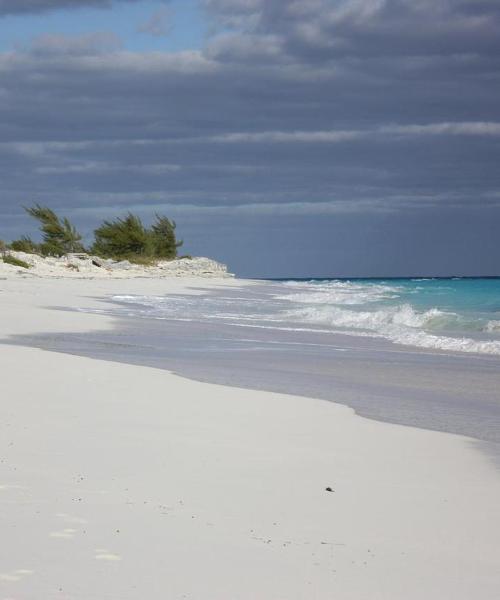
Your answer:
1,275 -> 500,599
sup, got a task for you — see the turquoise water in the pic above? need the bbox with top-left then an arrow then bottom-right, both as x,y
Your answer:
9,277 -> 500,442
274,277 -> 500,354
379,278 -> 500,315
107,277 -> 500,356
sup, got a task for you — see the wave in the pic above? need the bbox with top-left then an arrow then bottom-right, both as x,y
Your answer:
284,301 -> 500,355
486,320 -> 500,332
109,281 -> 500,357
276,280 -> 500,356
280,280 -> 400,305
287,303 -> 450,329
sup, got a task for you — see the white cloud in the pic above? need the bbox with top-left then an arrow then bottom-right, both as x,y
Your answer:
203,122 -> 500,144
207,129 -> 364,143
382,122 -> 500,136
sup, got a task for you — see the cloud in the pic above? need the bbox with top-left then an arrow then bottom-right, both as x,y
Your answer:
0,0 -> 140,16
206,32 -> 284,63
382,122 -> 500,137
206,129 -> 365,143
205,0 -> 500,61
0,0 -> 499,275
137,7 -> 173,38
203,123 -> 500,144
29,32 -> 122,56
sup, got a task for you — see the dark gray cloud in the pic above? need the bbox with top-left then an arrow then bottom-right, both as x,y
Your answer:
0,0 -> 499,275
0,0 -> 139,16
206,0 -> 500,60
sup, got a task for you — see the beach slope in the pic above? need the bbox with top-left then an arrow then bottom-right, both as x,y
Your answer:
1,277 -> 499,599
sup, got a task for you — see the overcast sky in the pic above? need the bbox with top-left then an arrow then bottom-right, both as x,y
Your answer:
1,0 -> 499,277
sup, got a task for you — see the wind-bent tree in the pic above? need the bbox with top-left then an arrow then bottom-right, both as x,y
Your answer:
92,213 -> 153,259
8,206 -> 183,262
25,204 -> 85,256
151,215 -> 183,259
92,213 -> 183,261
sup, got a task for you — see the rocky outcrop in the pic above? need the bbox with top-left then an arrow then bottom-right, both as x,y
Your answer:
0,251 -> 233,279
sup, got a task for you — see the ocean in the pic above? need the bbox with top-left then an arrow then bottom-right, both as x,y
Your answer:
8,277 -> 500,451
112,277 -> 500,356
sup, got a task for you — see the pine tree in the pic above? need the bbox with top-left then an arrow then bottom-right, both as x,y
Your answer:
25,204 -> 85,256
151,215 -> 183,259
92,213 -> 153,259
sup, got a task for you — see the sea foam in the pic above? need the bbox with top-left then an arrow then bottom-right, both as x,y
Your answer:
278,280 -> 500,355
109,278 -> 500,356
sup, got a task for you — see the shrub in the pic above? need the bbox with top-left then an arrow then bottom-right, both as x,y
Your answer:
124,254 -> 158,266
10,236 -> 40,254
25,204 -> 85,256
2,254 -> 31,269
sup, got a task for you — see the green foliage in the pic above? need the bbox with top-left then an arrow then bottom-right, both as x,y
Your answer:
0,239 -> 6,253
92,213 -> 182,261
10,236 -> 40,254
5,206 -> 183,264
25,204 -> 85,256
151,215 -> 183,259
2,254 -> 31,269
92,213 -> 153,259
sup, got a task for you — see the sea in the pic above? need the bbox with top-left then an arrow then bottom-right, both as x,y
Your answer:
111,277 -> 500,356
9,277 -> 500,454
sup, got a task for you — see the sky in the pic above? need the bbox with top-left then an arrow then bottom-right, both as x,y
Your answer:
0,0 -> 499,277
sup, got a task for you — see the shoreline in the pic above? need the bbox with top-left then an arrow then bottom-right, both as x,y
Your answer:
1,277 -> 500,598
7,279 -> 500,448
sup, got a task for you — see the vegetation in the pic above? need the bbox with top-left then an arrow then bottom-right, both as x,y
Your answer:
91,212 -> 182,262
9,236 -> 40,254
25,204 -> 85,256
2,254 -> 31,269
4,205 -> 183,264
150,215 -> 183,259
92,213 -> 152,260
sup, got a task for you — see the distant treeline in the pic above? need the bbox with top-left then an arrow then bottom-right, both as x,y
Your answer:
1,205 -> 183,263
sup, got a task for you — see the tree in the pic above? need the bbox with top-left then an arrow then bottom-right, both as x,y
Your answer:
25,204 -> 85,256
92,213 -> 153,259
151,214 -> 183,259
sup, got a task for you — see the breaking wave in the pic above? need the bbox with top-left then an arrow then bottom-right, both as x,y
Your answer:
285,303 -> 500,355
109,278 -> 500,356
277,279 -> 500,355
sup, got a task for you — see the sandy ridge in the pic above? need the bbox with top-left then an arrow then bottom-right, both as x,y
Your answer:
0,250 -> 233,279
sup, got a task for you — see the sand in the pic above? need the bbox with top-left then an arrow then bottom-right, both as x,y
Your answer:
0,252 -> 233,279
1,276 -> 499,599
